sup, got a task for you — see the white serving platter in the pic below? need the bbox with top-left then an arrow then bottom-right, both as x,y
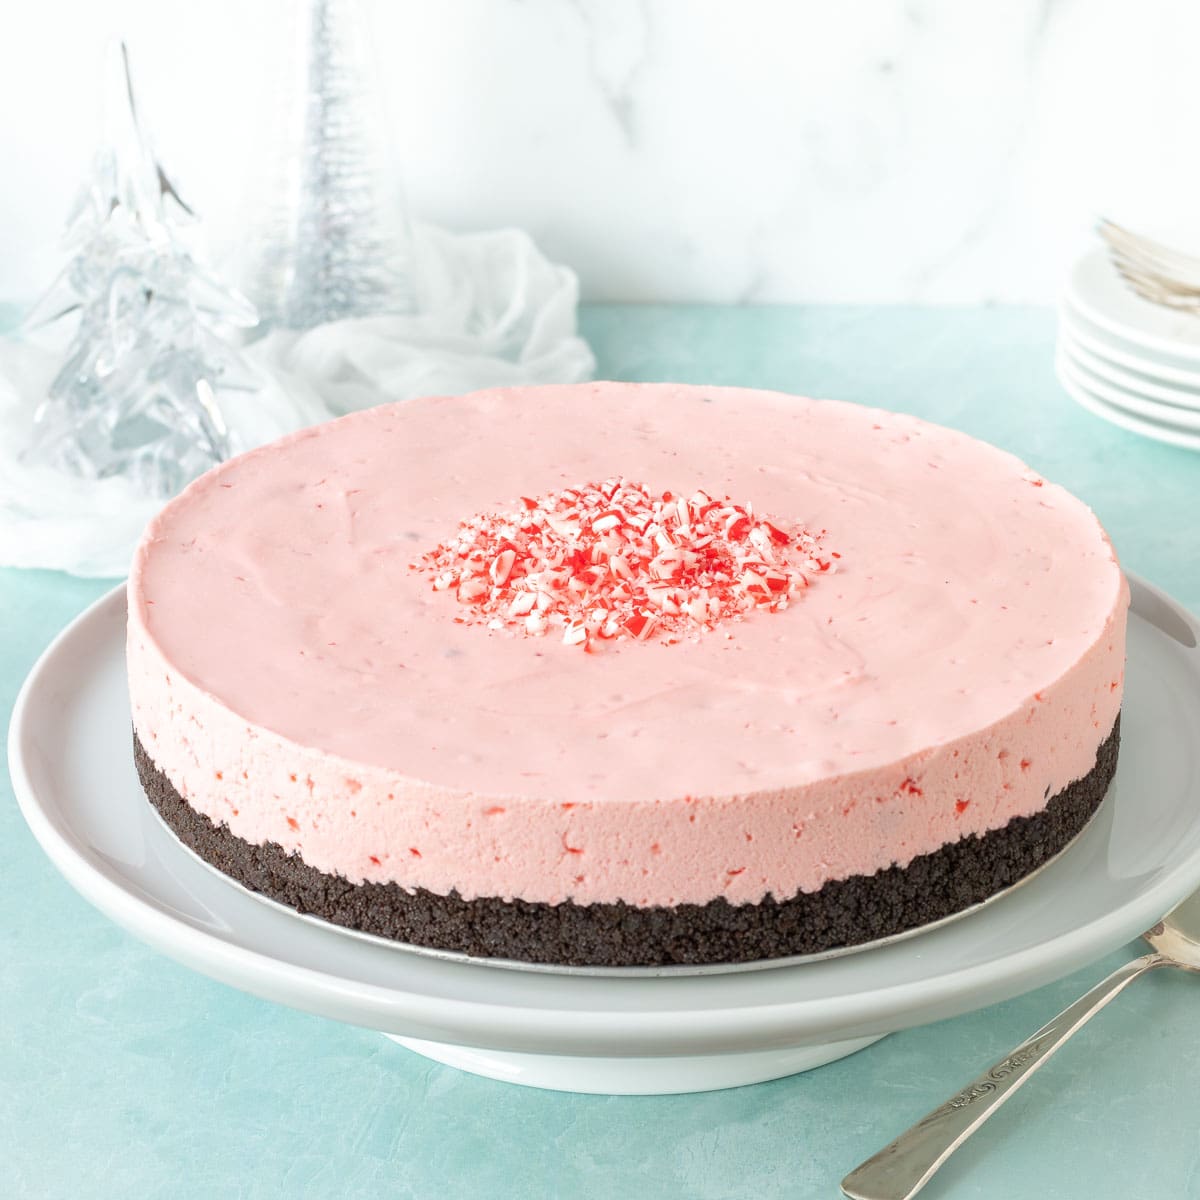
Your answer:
11,578 -> 1200,1094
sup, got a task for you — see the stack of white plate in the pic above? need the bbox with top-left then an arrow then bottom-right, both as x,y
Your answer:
1057,248 -> 1200,451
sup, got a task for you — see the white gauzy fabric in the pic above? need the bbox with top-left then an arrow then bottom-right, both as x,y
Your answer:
0,223 -> 595,578
250,225 -> 597,415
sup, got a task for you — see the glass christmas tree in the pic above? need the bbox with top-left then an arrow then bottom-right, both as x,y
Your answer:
22,42 -> 260,499
246,0 -> 417,330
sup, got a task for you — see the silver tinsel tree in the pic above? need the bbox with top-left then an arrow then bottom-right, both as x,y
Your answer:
250,0 -> 417,330
22,43 -> 259,499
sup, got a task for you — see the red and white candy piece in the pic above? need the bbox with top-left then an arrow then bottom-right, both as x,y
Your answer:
413,478 -> 831,649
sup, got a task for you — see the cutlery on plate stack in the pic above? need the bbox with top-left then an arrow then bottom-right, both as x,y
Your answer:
1056,222 -> 1200,452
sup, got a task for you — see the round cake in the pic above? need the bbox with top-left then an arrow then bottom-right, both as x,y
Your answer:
127,382 -> 1128,967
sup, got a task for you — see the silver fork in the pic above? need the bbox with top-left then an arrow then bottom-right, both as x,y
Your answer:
1098,218 -> 1200,310
841,887 -> 1200,1199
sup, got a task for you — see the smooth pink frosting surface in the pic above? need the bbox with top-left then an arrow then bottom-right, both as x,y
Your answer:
127,384 -> 1127,906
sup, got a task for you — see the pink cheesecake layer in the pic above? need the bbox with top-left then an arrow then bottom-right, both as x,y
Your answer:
127,383 -> 1127,907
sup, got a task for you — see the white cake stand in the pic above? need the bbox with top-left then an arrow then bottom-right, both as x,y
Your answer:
11,576 -> 1200,1094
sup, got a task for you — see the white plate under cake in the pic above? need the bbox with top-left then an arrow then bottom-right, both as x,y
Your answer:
126,383 -> 1128,966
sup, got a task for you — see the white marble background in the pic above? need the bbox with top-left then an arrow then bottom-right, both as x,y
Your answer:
2,0 -> 1198,305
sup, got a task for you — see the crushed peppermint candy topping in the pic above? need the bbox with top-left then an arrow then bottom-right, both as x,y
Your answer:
412,479 -> 835,650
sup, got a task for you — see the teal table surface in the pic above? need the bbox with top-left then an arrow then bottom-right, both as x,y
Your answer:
4,305 -> 1200,1200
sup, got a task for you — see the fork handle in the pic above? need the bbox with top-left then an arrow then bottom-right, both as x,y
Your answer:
841,952 -> 1171,1200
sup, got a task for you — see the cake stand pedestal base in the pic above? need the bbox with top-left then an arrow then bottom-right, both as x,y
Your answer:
385,1033 -> 885,1094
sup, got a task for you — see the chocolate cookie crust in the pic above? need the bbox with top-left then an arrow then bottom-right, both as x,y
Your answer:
134,719 -> 1119,968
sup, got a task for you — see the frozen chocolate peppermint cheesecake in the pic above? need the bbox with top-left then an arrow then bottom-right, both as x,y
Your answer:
127,382 -> 1127,966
